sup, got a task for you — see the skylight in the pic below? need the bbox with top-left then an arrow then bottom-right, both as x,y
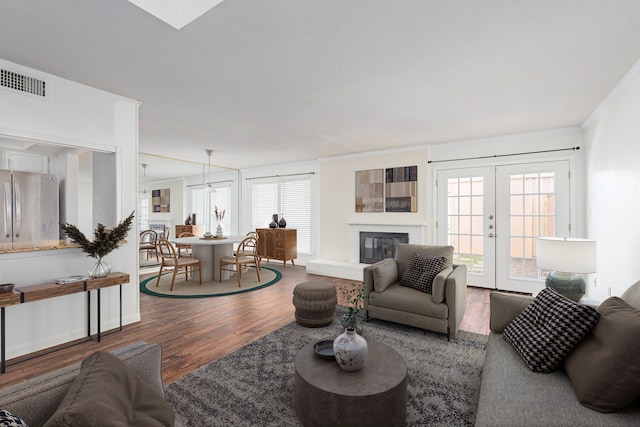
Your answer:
127,0 -> 224,29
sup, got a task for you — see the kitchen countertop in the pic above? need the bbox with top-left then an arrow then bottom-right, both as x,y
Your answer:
0,240 -> 80,255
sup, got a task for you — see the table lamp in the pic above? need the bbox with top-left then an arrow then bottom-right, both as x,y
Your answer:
536,237 -> 596,302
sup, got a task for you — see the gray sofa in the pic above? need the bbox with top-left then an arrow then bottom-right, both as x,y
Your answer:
476,287 -> 640,426
0,342 -> 167,427
363,243 -> 467,339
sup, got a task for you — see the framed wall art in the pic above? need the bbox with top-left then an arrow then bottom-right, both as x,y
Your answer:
355,169 -> 384,212
385,166 -> 417,212
152,188 -> 171,213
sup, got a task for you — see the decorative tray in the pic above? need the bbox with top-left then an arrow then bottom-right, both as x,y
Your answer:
313,339 -> 335,360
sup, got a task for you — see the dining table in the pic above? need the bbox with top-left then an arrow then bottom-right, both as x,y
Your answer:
171,235 -> 245,282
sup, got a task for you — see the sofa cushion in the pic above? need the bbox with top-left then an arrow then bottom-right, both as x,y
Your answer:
43,351 -> 174,427
0,409 -> 28,427
372,259 -> 398,293
564,297 -> 640,413
503,288 -> 599,373
400,252 -> 447,294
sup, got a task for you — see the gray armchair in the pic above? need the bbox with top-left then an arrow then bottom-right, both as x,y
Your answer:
363,243 -> 467,340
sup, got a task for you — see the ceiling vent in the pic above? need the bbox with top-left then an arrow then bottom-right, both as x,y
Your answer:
1,68 -> 47,98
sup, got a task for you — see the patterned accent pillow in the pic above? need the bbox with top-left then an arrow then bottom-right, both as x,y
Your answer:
399,252 -> 447,294
0,409 -> 28,427
503,287 -> 600,373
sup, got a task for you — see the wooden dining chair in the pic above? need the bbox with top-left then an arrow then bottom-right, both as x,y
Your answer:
234,231 -> 261,270
155,239 -> 202,291
176,232 -> 195,258
139,229 -> 159,262
220,235 -> 261,287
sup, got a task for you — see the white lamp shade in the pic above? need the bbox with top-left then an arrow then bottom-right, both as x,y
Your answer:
537,237 -> 596,273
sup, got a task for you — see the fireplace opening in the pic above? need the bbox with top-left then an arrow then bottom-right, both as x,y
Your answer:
360,232 -> 409,264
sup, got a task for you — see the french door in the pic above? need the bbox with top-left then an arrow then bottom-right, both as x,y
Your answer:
436,161 -> 571,293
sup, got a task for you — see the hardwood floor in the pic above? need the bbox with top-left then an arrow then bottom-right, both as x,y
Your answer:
1,264 -> 491,388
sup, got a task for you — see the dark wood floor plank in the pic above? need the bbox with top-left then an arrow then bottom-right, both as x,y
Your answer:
0,264 -> 491,388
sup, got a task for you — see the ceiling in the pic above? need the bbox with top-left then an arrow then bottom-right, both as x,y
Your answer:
2,1 -> 640,174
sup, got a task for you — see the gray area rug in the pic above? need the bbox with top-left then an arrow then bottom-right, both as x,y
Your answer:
166,314 -> 488,426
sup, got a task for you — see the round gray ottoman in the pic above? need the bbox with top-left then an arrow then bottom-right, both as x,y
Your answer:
293,281 -> 337,327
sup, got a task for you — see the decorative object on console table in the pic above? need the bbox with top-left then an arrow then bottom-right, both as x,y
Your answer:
537,237 -> 596,302
256,228 -> 297,267
60,211 -> 135,278
278,214 -> 287,228
191,213 -> 197,225
185,215 -> 191,225
270,213 -> 279,228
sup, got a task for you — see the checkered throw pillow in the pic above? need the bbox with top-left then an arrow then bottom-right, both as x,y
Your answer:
503,287 -> 600,373
0,409 -> 28,427
400,252 -> 447,294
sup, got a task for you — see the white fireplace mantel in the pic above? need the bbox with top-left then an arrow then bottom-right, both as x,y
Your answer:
307,222 -> 427,280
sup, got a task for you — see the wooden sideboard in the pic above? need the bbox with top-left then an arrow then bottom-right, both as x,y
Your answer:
0,272 -> 130,373
176,224 -> 204,237
256,228 -> 297,267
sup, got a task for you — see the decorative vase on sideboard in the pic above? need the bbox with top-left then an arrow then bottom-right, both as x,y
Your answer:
333,327 -> 368,371
278,214 -> 287,228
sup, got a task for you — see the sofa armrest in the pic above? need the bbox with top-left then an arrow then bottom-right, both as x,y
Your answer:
489,292 -> 534,333
445,264 -> 467,338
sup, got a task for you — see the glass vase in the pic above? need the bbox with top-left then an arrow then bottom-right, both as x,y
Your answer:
89,257 -> 111,278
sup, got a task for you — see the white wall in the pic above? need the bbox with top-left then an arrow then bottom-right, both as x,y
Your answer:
583,61 -> 640,300
318,148 -> 429,262
0,58 -> 140,359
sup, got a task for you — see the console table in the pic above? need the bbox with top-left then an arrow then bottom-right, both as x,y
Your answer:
0,272 -> 130,373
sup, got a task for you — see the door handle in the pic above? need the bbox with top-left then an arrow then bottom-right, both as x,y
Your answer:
488,233 -> 495,238
4,182 -> 10,238
14,182 -> 21,237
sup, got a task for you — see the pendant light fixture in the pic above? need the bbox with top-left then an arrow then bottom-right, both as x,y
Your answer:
205,149 -> 216,193
140,163 -> 150,199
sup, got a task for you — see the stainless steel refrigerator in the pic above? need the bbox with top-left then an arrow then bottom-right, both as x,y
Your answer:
1,170 -> 59,243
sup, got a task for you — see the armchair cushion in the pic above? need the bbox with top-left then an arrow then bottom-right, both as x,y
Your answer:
400,252 -> 447,294
503,288 -> 599,373
372,258 -> 398,293
564,297 -> 640,412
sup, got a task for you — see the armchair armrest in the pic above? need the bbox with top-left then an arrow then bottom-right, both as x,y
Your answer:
489,292 -> 534,333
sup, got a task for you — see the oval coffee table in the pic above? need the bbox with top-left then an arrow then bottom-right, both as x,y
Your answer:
294,339 -> 408,427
